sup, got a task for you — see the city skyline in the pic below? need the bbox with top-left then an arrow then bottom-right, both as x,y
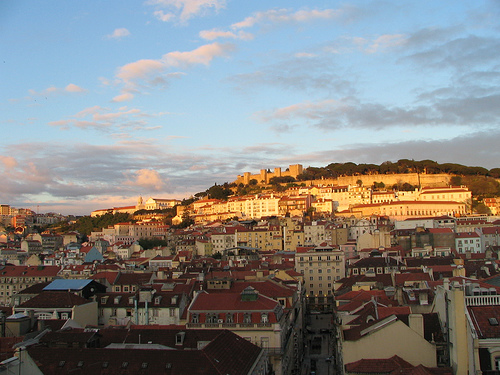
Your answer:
1,0 -> 499,215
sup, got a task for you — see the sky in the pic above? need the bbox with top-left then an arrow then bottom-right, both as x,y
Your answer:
1,0 -> 500,216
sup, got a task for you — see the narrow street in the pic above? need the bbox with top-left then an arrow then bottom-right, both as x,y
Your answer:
302,312 -> 335,375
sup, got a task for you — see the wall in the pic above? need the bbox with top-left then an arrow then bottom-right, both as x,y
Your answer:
342,319 -> 437,367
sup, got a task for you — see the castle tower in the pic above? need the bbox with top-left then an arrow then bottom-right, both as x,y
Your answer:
136,196 -> 145,210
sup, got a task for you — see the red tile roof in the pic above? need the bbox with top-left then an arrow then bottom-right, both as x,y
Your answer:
345,355 -> 413,372
0,265 -> 60,277
17,291 -> 89,308
190,291 -> 279,313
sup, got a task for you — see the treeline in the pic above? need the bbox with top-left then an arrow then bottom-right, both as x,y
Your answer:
67,212 -> 133,236
296,159 -> 500,181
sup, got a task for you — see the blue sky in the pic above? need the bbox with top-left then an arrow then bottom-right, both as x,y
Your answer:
1,0 -> 499,215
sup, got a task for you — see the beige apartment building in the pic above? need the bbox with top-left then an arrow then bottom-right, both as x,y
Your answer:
295,245 -> 345,309
344,200 -> 466,220
0,266 -> 60,306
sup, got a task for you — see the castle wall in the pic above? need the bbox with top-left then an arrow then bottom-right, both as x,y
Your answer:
236,167 -> 452,189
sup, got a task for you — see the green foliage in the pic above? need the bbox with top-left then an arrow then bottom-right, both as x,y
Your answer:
134,207 -> 176,216
490,168 -> 500,179
294,160 -> 499,181
269,176 -> 296,185
463,176 -> 500,199
73,212 -> 133,235
472,200 -> 492,214
138,238 -> 170,250
206,183 -> 232,200
449,176 -> 463,186
372,181 -> 385,190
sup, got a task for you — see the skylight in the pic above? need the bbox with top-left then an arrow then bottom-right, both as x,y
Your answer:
489,317 -> 499,326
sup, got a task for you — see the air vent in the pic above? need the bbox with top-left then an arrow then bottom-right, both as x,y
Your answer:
488,318 -> 499,326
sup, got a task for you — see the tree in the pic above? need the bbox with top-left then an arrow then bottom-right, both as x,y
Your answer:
206,184 -> 232,200
269,176 -> 296,185
450,176 -> 463,186
138,238 -> 169,250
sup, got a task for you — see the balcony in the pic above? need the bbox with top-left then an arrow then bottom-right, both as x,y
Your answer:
465,295 -> 500,306
186,322 -> 274,329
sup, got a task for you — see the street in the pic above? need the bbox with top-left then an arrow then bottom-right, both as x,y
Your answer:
302,312 -> 335,375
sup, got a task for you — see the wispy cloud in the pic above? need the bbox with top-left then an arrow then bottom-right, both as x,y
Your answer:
147,0 -> 226,23
116,42 -> 235,90
106,28 -> 131,39
199,29 -> 253,41
28,84 -> 87,97
49,106 -> 158,131
232,8 -> 340,29
259,91 -> 500,131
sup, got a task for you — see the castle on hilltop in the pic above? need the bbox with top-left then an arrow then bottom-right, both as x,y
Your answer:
235,164 -> 304,185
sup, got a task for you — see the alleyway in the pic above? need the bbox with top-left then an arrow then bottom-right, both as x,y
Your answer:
302,312 -> 335,375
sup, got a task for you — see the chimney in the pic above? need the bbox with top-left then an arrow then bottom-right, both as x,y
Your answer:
408,314 -> 424,338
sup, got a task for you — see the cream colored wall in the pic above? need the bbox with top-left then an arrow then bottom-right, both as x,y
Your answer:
342,319 -> 437,367
72,301 -> 98,327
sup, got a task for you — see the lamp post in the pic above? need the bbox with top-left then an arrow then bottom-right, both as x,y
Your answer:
325,357 -> 332,375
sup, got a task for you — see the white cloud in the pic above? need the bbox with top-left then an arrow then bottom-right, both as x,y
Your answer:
126,169 -> 165,190
49,106 -> 149,131
295,52 -> 316,58
65,83 -> 86,93
147,0 -> 226,22
232,8 -> 338,29
162,42 -> 235,67
365,34 -> 407,53
0,156 -> 17,170
107,28 -> 131,39
153,10 -> 175,22
112,92 -> 134,102
28,84 -> 86,97
117,59 -> 165,84
116,43 -> 235,88
199,28 -> 253,41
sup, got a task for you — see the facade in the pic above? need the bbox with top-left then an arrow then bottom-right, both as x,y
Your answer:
295,245 -> 345,308
14,291 -> 98,327
186,286 -> 300,375
0,265 -> 60,306
455,232 -> 482,254
433,278 -> 500,375
98,288 -> 189,326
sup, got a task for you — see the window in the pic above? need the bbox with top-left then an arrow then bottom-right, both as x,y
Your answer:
261,313 -> 268,323
192,313 -> 199,323
243,313 -> 251,323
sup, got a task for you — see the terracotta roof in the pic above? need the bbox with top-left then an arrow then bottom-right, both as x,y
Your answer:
467,305 -> 500,339
17,291 -> 89,308
345,355 -> 413,372
114,272 -> 153,285
0,265 -> 60,277
190,291 -> 279,312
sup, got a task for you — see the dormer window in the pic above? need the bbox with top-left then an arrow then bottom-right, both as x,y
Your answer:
175,332 -> 185,345
261,313 -> 268,323
128,297 -> 135,305
191,313 -> 199,323
243,313 -> 251,323
155,296 -> 162,305
114,296 -> 122,304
